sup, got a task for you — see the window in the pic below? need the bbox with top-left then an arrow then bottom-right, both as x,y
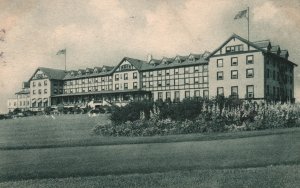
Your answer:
203,77 -> 208,83
142,72 -> 147,78
175,68 -> 179,74
120,64 -> 132,70
217,71 -> 223,80
38,89 -> 41,94
217,87 -> 224,96
44,80 -> 48,86
175,91 -> 180,102
194,66 -> 199,72
124,73 -> 128,80
266,69 -> 270,78
226,45 -> 243,53
194,90 -> 200,97
217,59 -> 223,67
246,55 -> 254,64
32,82 -> 36,87
266,85 -> 269,96
44,89 -> 47,94
246,85 -> 254,98
246,69 -> 254,78
194,77 -> 199,84
115,84 -> 119,90
185,78 -> 190,84
231,86 -> 238,97
124,83 -> 128,90
115,74 -> 119,81
158,80 -> 162,87
203,65 -> 208,72
133,82 -> 137,89
273,71 -> 276,80
231,70 -> 238,79
158,70 -> 162,76
33,90 -> 36,95
166,80 -> 170,86
166,92 -> 171,100
38,82 -> 42,87
149,72 -> 153,77
185,91 -> 190,98
184,67 -> 189,73
166,69 -> 170,76
158,92 -> 163,100
231,57 -> 238,66
132,72 -> 137,79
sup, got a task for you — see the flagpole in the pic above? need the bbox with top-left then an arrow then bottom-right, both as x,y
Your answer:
65,48 -> 67,71
247,7 -> 250,50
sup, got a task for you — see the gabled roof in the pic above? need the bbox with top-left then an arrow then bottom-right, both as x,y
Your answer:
253,40 -> 271,49
29,67 -> 67,81
102,65 -> 114,71
112,57 -> 150,72
15,90 -> 30,95
280,50 -> 289,59
189,53 -> 202,60
208,33 -> 297,67
149,59 -> 161,66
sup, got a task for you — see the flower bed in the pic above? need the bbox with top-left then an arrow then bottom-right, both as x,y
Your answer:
92,99 -> 300,137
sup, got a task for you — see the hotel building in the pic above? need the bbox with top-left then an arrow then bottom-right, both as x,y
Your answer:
7,34 -> 297,112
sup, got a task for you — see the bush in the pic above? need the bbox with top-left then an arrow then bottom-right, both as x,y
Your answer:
94,99 -> 300,137
110,100 -> 153,124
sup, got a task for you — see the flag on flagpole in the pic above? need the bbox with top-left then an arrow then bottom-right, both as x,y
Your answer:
56,49 -> 66,55
234,9 -> 248,20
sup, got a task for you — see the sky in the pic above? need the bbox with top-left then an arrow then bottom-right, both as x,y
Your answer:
0,0 -> 299,113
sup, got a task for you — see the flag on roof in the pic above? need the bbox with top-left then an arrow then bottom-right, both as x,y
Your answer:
234,9 -> 248,19
56,49 -> 66,55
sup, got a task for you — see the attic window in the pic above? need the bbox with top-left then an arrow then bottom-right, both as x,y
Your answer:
120,64 -> 132,70
226,45 -> 244,53
71,72 -> 74,76
102,68 -> 106,72
94,69 -> 98,73
78,71 -> 82,75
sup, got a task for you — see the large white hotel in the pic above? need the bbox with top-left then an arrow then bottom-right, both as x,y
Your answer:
7,34 -> 297,111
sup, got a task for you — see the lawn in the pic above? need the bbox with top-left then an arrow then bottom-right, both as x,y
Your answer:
1,165 -> 299,188
0,114 -> 300,150
0,114 -> 299,187
0,129 -> 299,181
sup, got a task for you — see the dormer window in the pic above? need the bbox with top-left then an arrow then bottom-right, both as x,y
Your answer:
94,69 -> 98,74
189,56 -> 195,62
102,68 -> 106,72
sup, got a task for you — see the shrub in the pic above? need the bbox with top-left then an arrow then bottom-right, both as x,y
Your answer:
95,99 -> 300,137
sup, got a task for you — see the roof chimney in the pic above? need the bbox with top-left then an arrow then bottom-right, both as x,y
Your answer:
147,54 -> 152,63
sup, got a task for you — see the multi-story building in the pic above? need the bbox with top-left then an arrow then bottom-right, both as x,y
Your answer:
28,67 -> 66,111
7,82 -> 31,112
7,34 -> 298,112
208,34 -> 296,101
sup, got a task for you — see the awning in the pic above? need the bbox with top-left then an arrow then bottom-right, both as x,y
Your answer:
37,98 -> 42,103
43,98 -> 48,102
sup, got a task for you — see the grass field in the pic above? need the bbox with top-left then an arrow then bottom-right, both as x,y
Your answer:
1,165 -> 299,188
0,115 -> 299,187
0,114 -> 299,150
